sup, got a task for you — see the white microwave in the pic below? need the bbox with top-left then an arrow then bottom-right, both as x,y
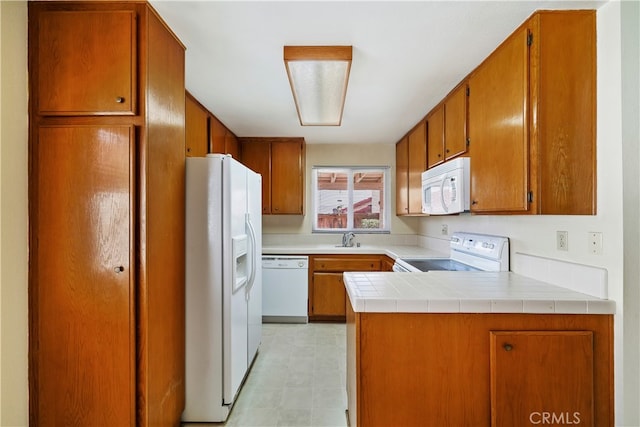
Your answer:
421,157 -> 470,215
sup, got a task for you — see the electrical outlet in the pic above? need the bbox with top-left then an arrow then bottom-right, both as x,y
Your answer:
441,224 -> 448,235
557,231 -> 568,251
589,232 -> 603,255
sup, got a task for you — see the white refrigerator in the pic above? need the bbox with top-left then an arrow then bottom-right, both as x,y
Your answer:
183,154 -> 262,422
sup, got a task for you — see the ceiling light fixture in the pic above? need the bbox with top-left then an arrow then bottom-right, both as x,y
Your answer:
284,46 -> 352,126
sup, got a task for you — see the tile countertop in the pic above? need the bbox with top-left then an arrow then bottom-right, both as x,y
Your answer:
262,244 -> 447,259
344,271 -> 616,315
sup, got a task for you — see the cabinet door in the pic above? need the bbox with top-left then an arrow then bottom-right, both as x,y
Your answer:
225,130 -> 240,159
408,121 -> 427,214
312,273 -> 347,317
468,27 -> 529,213
395,137 -> 409,215
185,94 -> 209,157
209,115 -> 227,154
34,125 -> 134,426
490,331 -> 594,427
37,10 -> 136,115
241,142 -> 272,213
271,141 -> 304,214
444,83 -> 468,161
427,106 -> 444,168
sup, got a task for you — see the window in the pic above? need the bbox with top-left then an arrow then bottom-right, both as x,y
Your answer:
312,166 -> 390,233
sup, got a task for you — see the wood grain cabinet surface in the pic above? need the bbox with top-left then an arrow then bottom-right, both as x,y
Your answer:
185,92 -> 209,157
398,10 -> 595,216
240,137 -> 305,215
309,255 -> 381,322
468,10 -> 596,214
396,121 -> 426,216
346,308 -> 613,427
427,84 -> 468,169
29,3 -> 186,426
36,9 -> 136,115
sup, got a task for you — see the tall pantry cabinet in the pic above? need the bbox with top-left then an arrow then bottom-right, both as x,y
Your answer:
28,2 -> 186,426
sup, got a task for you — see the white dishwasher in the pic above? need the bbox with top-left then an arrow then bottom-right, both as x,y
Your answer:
262,256 -> 309,324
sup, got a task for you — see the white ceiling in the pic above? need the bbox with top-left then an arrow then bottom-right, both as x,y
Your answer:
150,0 -> 605,145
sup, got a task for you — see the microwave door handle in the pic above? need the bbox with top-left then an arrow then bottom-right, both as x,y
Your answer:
440,176 -> 449,213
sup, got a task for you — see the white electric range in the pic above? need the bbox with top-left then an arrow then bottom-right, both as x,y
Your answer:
392,232 -> 510,273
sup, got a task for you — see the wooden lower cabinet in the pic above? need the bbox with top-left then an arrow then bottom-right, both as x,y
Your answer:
346,306 -> 613,427
309,255 -> 382,321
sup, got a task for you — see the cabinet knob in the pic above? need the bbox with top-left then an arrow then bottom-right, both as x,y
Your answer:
503,343 -> 513,351
471,200 -> 478,205
186,147 -> 191,153
114,266 -> 125,273
446,149 -> 450,153
438,154 -> 442,158
115,96 -> 125,103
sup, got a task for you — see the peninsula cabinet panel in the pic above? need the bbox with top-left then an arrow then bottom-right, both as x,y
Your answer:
37,10 -> 136,115
468,10 -> 596,215
490,331 -> 594,427
346,310 -> 613,427
33,125 -> 135,427
395,136 -> 409,215
29,3 -> 186,426
185,93 -> 209,156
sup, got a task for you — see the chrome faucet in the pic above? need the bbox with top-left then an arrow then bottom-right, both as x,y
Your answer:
342,232 -> 356,247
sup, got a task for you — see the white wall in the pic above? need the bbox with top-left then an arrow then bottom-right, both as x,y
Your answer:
418,3 -> 637,424
0,1 -> 29,426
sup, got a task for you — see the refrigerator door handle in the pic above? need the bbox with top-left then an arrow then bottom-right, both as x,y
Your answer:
245,213 -> 258,297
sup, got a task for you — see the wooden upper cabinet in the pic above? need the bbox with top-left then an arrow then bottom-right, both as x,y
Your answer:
427,105 -> 444,168
530,11 -> 596,215
395,136 -> 409,216
37,10 -> 136,115
468,25 -> 530,213
209,115 -> 227,154
427,84 -> 467,169
468,10 -> 596,215
240,137 -> 305,215
225,131 -> 240,159
271,140 -> 305,214
185,93 -> 209,157
407,121 -> 427,214
241,141 -> 272,214
444,83 -> 468,161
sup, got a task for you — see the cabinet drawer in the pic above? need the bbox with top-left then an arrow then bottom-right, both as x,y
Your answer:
313,257 -> 381,272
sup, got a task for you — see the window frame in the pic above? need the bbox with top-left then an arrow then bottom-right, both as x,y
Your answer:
311,166 -> 391,234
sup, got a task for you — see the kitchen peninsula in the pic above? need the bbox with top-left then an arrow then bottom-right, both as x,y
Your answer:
343,270 -> 614,427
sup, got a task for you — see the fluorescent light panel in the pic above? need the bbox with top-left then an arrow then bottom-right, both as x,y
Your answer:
284,46 -> 352,126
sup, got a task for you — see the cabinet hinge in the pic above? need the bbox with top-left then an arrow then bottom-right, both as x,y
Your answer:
527,33 -> 533,46
527,191 -> 533,203
466,138 -> 470,147
466,87 -> 470,96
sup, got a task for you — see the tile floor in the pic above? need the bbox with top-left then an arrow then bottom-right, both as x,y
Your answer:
217,323 -> 349,427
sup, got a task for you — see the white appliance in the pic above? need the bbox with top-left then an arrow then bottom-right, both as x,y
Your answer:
422,157 -> 470,215
262,256 -> 309,324
393,232 -> 509,272
183,154 -> 262,423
